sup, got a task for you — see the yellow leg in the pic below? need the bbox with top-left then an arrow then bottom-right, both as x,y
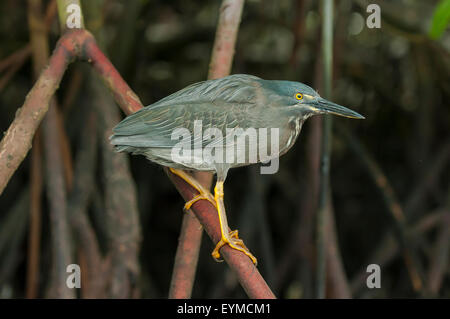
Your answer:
211,181 -> 258,265
169,168 -> 216,211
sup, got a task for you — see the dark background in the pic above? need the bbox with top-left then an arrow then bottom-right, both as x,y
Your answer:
0,0 -> 449,298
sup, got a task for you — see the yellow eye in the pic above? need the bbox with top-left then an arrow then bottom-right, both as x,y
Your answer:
295,93 -> 303,100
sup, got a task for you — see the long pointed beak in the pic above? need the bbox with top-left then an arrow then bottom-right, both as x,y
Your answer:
310,98 -> 365,119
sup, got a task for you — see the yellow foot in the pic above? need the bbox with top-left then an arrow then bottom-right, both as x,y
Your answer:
169,168 -> 216,212
212,230 -> 258,266
184,192 -> 216,212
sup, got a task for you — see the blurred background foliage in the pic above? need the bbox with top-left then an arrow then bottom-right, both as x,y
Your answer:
0,0 -> 449,298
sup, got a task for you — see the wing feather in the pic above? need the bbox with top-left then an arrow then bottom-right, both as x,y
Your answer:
110,74 -> 266,150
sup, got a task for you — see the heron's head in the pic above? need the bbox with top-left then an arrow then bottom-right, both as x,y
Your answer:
265,80 -> 364,119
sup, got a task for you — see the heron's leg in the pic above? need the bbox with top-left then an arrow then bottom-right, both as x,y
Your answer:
169,168 -> 216,211
211,181 -> 257,265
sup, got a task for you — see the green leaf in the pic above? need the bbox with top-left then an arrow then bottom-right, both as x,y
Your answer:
429,0 -> 450,39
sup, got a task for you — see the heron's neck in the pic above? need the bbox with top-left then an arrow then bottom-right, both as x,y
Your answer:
278,115 -> 304,157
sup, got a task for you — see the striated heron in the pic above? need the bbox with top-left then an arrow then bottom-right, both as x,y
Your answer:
110,74 -> 364,265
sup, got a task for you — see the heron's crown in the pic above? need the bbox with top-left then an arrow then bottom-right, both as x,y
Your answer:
264,80 -> 317,97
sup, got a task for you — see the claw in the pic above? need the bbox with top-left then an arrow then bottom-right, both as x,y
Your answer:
212,229 -> 258,265
184,192 -> 216,212
169,168 -> 216,212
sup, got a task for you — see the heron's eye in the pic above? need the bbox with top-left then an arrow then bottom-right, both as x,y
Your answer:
295,93 -> 303,100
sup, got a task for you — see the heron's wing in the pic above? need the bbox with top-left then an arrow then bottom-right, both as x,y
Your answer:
110,104 -> 189,148
153,74 -> 263,107
111,74 -> 267,149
